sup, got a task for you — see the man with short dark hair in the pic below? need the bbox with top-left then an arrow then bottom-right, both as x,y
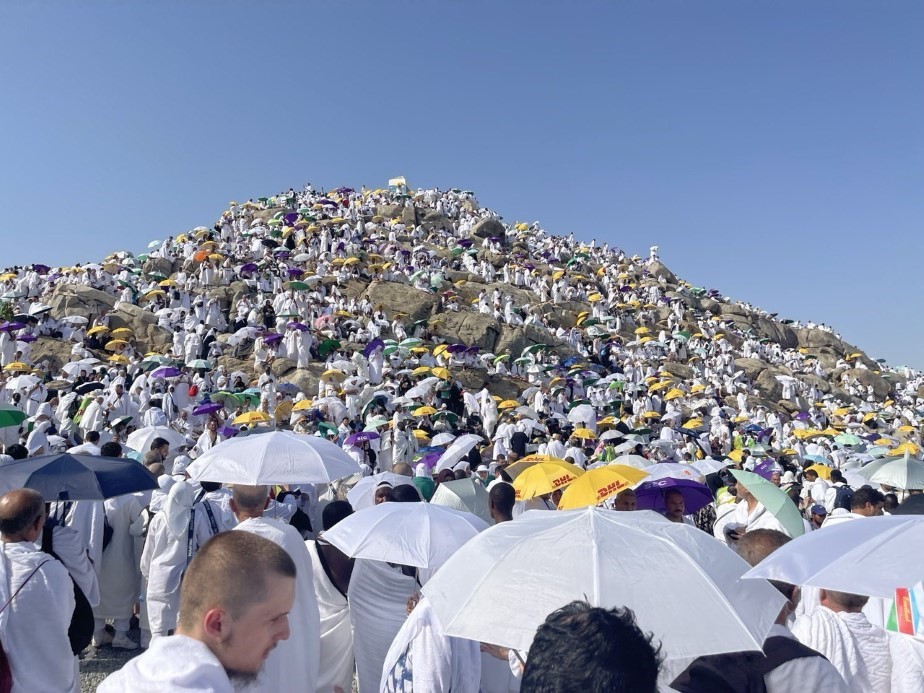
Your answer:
0,488 -> 77,692
521,600 -> 661,692
99,532 -> 296,692
100,440 -> 122,458
68,429 -> 101,455
489,482 -> 515,523
821,487 -> 884,529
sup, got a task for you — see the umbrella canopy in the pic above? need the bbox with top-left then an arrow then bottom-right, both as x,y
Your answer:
323,502 -> 488,570
346,472 -> 414,511
344,431 -> 380,446
434,434 -> 482,472
186,431 -> 360,485
867,453 -> 924,490
185,359 -> 212,370
635,477 -> 714,515
126,426 -> 187,453
430,478 -> 493,523
422,507 -> 785,661
191,401 -> 223,416
0,405 -> 27,430
232,411 -> 270,425
0,453 -> 158,501
641,463 -> 706,484
730,469 -> 805,538
558,465 -> 649,510
512,461 -> 584,501
744,515 -> 924,599
430,432 -> 456,447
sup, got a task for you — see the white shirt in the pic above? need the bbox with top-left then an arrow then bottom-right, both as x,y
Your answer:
97,634 -> 232,692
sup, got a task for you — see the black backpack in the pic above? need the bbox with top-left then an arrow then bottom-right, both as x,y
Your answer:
833,485 -> 854,511
41,525 -> 95,655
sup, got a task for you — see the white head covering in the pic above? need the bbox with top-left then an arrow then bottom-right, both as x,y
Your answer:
164,479 -> 195,540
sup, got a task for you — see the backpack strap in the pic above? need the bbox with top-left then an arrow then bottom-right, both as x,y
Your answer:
186,507 -> 197,565
200,501 -> 219,536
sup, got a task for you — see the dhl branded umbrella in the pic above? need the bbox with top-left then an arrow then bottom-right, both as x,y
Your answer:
557,465 -> 650,510
512,461 -> 584,501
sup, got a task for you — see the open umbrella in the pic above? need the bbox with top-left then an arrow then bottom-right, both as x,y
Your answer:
434,434 -> 482,472
323,502 -> 488,570
150,366 -> 181,380
344,431 -> 380,446
347,472 -> 414,511
430,478 -> 492,524
642,463 -> 706,484
232,411 -> 270,426
635,477 -> 714,515
0,453 -> 158,500
867,452 -> 924,490
185,359 -> 212,370
422,507 -> 785,662
730,469 -> 805,538
186,431 -> 360,485
126,426 -> 187,453
0,405 -> 27,429
744,515 -> 924,598
512,461 -> 584,501
191,401 -> 223,416
557,465 -> 649,510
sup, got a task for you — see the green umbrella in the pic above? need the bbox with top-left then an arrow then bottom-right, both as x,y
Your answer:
730,470 -> 805,538
186,359 -> 212,370
287,281 -> 309,291
0,405 -> 27,429
433,411 -> 459,423
318,339 -> 341,358
834,433 -> 863,447
318,422 -> 338,437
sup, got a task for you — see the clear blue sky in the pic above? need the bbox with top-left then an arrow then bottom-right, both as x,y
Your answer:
2,2 -> 922,367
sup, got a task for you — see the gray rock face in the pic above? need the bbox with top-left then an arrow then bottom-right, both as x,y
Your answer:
428,312 -> 501,352
470,218 -> 505,240
362,281 -> 439,323
48,285 -> 116,319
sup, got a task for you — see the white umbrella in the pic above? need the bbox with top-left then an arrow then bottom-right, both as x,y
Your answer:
430,432 -> 456,447
589,454 -> 650,470
422,507 -> 785,661
515,405 -> 539,419
126,426 -> 188,453
599,429 -> 623,442
28,303 -> 52,316
690,457 -> 731,476
744,515 -> 924,598
430,478 -> 492,523
4,375 -> 40,391
323,501 -> 488,570
642,463 -> 706,484
347,472 -> 413,511
567,404 -> 597,432
186,431 -> 360,485
435,434 -> 482,472
867,453 -> 924,490
61,315 -> 89,325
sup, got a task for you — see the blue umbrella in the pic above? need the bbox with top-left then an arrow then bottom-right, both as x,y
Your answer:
0,453 -> 158,501
635,478 -> 714,515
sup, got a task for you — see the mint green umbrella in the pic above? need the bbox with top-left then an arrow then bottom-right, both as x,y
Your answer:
730,470 -> 805,538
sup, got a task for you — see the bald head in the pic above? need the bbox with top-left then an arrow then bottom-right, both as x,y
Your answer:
177,531 -> 295,630
735,528 -> 791,567
0,488 -> 45,539
231,485 -> 270,518
392,463 -> 413,477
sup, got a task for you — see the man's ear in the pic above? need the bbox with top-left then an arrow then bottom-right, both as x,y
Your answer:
203,608 -> 226,640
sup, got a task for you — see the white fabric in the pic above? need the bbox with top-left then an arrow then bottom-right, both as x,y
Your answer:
349,558 -> 418,693
97,634 -> 233,692
0,542 -> 77,693
306,539 -> 354,693
233,517 -> 320,692
791,606 -> 894,693
762,624 -> 848,692
381,597 -> 481,693
96,494 -> 144,620
42,523 -> 100,607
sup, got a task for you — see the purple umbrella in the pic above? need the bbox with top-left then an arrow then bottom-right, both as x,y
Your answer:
150,366 -> 181,379
263,333 -> 283,344
794,412 -> 810,421
0,322 -> 25,332
32,264 -> 50,274
635,478 -> 713,515
192,402 -> 224,416
287,267 -> 304,276
345,431 -> 381,446
465,345 -> 479,354
16,335 -> 36,343
240,263 -> 258,273
287,321 -> 309,331
363,338 -> 384,357
447,344 -> 467,354
458,239 -> 473,248
335,187 -> 354,194
753,459 -> 783,481
417,450 -> 443,468
219,426 -> 239,438
284,213 -> 299,225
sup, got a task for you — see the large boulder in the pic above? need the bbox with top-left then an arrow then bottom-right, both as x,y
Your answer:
362,281 -> 438,323
661,362 -> 697,381
28,337 -> 75,373
844,368 -> 893,400
47,285 -> 116,320
495,325 -> 562,359
470,218 -> 505,240
428,312 -> 501,352
647,261 -> 677,285
142,257 -> 174,278
108,303 -> 170,352
755,317 -> 799,350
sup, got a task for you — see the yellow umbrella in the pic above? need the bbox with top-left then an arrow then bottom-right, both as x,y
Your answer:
431,367 -> 451,381
110,328 -> 133,338
344,257 -> 360,266
412,429 -> 430,441
410,347 -> 429,354
143,289 -> 165,300
292,400 -> 314,411
690,384 -> 706,394
649,381 -> 673,392
832,407 -> 852,417
683,419 -> 703,429
158,279 -> 177,287
891,442 -> 920,456
663,388 -> 685,401
498,400 -> 520,410
3,362 -> 30,371
552,270 -> 565,280
232,411 -> 270,425
641,411 -> 662,419
557,465 -> 650,510
0,273 -> 17,281
804,464 -> 832,480
108,354 -> 129,365
320,369 -> 346,383
727,449 -> 745,463
87,325 -> 109,336
571,428 -> 596,440
512,462 -> 584,501
413,406 -> 438,417
433,344 -> 449,357
412,366 -> 432,376
634,327 -> 650,335
274,401 -> 293,421
104,340 -> 128,351
897,425 -> 916,433
587,293 -> 603,303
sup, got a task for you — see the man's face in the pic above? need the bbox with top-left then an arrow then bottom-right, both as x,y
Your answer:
158,444 -> 169,459
664,491 -> 685,521
614,491 -> 637,511
214,574 -> 294,678
208,419 -> 218,432
858,501 -> 884,517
